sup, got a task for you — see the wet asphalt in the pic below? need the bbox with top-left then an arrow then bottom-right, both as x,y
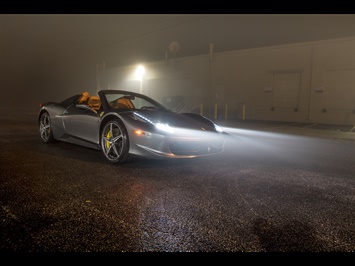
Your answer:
0,116 -> 354,253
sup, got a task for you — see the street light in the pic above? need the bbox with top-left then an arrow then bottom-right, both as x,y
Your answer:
135,65 -> 145,94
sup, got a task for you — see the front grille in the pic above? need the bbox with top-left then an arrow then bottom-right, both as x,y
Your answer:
169,140 -> 223,156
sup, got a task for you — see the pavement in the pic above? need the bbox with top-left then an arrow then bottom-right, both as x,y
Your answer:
217,119 -> 355,141
1,115 -> 354,252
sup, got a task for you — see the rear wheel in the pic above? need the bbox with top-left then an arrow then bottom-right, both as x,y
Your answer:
101,120 -> 130,163
39,112 -> 54,143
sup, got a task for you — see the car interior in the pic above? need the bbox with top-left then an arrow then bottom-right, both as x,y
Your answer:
112,97 -> 135,109
77,92 -> 101,111
77,92 -> 136,111
78,92 -> 90,104
87,96 -> 101,111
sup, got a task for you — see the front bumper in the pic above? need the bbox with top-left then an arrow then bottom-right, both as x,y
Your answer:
129,128 -> 225,159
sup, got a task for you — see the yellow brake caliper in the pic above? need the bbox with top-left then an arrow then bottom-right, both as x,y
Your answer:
105,130 -> 111,149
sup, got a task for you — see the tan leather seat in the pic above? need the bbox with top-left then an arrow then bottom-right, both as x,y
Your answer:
88,96 -> 101,111
116,97 -> 134,109
78,92 -> 90,104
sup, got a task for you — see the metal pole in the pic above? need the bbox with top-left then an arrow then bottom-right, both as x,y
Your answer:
242,103 -> 246,120
214,103 -> 218,120
307,44 -> 314,121
96,63 -> 100,95
208,43 -> 214,118
224,103 -> 228,120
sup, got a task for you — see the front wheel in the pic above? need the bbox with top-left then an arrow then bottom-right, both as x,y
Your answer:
101,120 -> 130,163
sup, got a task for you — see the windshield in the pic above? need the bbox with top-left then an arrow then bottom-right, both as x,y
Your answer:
103,92 -> 167,111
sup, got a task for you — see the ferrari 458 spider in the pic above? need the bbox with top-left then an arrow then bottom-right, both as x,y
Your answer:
38,90 -> 225,163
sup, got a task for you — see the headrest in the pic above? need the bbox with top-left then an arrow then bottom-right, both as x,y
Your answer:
88,96 -> 100,104
88,96 -> 101,110
78,92 -> 90,103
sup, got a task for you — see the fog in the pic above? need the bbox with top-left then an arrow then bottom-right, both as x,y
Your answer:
0,14 -> 354,117
220,126 -> 352,176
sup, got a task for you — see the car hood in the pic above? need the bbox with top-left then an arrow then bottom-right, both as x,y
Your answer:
132,110 -> 216,131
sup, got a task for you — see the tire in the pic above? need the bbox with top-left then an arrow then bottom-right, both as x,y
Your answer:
101,119 -> 130,163
39,111 -> 55,143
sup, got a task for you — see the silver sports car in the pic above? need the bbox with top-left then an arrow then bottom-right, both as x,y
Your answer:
39,90 -> 225,163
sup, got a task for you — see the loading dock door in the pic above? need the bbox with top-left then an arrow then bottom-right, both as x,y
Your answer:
272,71 -> 302,110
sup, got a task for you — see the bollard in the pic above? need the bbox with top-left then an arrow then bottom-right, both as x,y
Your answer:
224,103 -> 228,120
242,103 -> 246,120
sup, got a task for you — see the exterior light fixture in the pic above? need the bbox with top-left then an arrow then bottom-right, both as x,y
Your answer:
135,65 -> 145,94
135,65 -> 145,80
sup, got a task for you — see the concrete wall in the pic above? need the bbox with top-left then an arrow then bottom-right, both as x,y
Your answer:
105,37 -> 355,125
310,38 -> 355,125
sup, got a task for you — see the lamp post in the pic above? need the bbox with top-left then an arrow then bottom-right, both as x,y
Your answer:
135,65 -> 145,94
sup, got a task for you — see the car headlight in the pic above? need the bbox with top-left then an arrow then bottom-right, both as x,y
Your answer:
133,112 -> 174,134
133,112 -> 154,124
214,124 -> 223,133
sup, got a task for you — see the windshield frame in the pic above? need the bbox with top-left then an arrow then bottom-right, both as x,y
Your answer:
98,90 -> 169,112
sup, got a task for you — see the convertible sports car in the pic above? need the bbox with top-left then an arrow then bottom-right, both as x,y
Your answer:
39,90 -> 225,163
